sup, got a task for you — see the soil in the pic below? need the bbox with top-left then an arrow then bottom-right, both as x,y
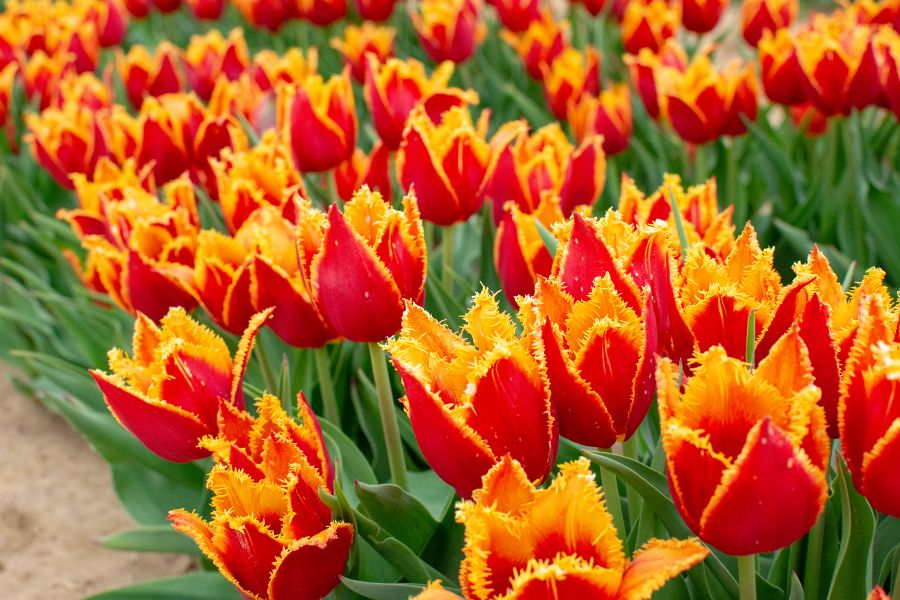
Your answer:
0,366 -> 193,599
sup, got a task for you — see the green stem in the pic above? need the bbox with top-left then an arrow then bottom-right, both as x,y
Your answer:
694,143 -> 708,182
326,171 -> 341,206
803,440 -> 834,600
746,309 -> 757,368
255,333 -> 286,412
442,224 -> 455,292
726,138 -> 742,225
620,436 -> 642,530
314,346 -> 340,425
600,461 -> 627,547
891,545 -> 899,598
738,554 -> 757,600
367,342 -> 408,490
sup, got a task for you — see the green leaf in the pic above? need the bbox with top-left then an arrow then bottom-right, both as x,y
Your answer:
111,463 -> 206,525
826,462 -> 875,600
874,518 -> 900,585
101,526 -> 200,555
339,577 -> 428,600
406,469 -> 456,522
84,573 -> 240,600
320,419 -> 378,507
788,572 -> 805,600
356,481 -> 440,553
534,218 -> 558,257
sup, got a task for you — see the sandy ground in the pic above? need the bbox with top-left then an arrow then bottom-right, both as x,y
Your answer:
0,367 -> 193,599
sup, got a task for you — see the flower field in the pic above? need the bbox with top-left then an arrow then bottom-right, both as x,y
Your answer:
0,0 -> 898,598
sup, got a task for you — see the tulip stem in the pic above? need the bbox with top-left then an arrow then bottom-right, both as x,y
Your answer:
802,440 -> 834,600
314,346 -> 340,425
620,436 -> 642,530
442,225 -> 455,292
600,461 -> 627,547
367,342 -> 408,490
738,554 -> 757,600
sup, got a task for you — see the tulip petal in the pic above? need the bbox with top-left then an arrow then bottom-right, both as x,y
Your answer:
701,418 -> 826,555
861,419 -> 900,518
798,296 -> 841,438
313,205 -> 404,342
253,256 -> 334,348
215,517 -> 285,599
229,308 -> 273,408
504,555 -> 622,599
268,522 -> 354,600
618,538 -> 709,600
685,291 -> 754,361
126,250 -> 197,321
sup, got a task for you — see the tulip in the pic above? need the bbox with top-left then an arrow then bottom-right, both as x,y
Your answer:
795,18 -> 881,116
250,48 -> 319,92
170,394 -> 354,600
330,23 -> 395,82
625,40 -> 688,119
213,131 -> 304,232
354,0 -> 398,21
757,29 -> 807,106
682,0 -> 727,33
81,0 -> 129,47
182,29 -> 249,102
25,104 -> 108,188
869,587 -> 892,600
657,339 -> 829,555
742,0 -> 797,47
540,47 -> 600,120
500,12 -> 568,80
412,0 -> 486,64
839,293 -> 900,517
456,456 -> 709,598
568,84 -> 634,155
186,0 -> 226,19
91,308 -> 269,462
51,72 -> 113,111
494,194 -> 563,306
312,186 -> 426,342
0,63 -> 16,129
879,29 -> 900,120
385,292 -> 557,497
662,55 -> 759,145
410,582 -> 461,600
297,0 -> 347,25
151,0 -> 183,12
488,0 -> 541,32
622,0 -> 680,55
789,102 -> 830,135
278,71 -> 357,173
20,50 -> 76,110
232,0 -> 297,31
364,56 -> 475,150
573,0 -> 608,17
397,105 -> 520,225
61,23 -> 101,74
124,0 -> 151,17
117,42 -> 184,110
333,143 -> 392,202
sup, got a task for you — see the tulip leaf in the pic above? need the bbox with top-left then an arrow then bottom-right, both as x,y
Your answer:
100,526 -> 200,555
356,481 -> 440,553
320,419 -> 378,507
826,462 -> 875,600
874,518 -> 900,585
84,572 -> 240,600
339,577 -> 429,600
534,218 -> 559,257
788,572 -> 805,600
406,469 -> 456,522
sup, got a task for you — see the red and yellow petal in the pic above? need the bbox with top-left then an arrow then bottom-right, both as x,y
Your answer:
268,522 -> 354,600
861,419 -> 900,518
618,538 -> 709,600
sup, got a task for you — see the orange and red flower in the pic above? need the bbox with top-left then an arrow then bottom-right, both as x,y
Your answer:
568,84 -> 634,155
117,42 -> 184,110
311,186 -> 426,342
758,29 -> 807,106
622,0 -> 680,54
91,308 -> 267,462
25,104 -> 108,188
742,0 -> 797,47
500,12 -> 568,80
625,40 -> 688,119
182,29 -> 249,102
412,0 -> 486,64
170,393 -> 353,600
333,143 -> 392,202
657,340 -> 830,555
385,292 -> 557,497
297,0 -> 347,25
682,0 -> 727,33
456,456 -> 709,598
278,71 -> 357,173
186,0 -> 226,19
232,0 -> 296,31
354,0 -> 398,21
488,0 -> 541,32
540,46 -> 600,120
330,23 -> 395,82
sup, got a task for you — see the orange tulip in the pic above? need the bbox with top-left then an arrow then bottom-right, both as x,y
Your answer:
170,394 -> 354,600
839,293 -> 900,517
742,0 -> 797,47
397,105 -> 520,225
25,104 -> 108,188
232,0 -> 296,31
657,341 -> 830,555
457,456 -> 709,599
182,29 -> 249,102
330,23 -> 395,82
500,12 -> 568,80
91,308 -> 267,462
412,0 -> 486,64
682,0 -> 727,33
568,84 -> 634,155
622,0 -> 680,55
540,47 -> 600,120
625,40 -> 688,119
311,186 -> 426,342
333,143 -> 392,202
385,292 -> 557,497
278,71 -> 357,173
662,55 -> 759,145
117,42 -> 183,110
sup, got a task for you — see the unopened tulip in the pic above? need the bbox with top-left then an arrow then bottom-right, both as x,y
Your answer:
413,0 -> 486,63
354,0 -> 398,21
568,84 -> 634,155
742,0 -> 797,47
297,0 -> 347,25
92,308 -> 268,462
385,292 -> 557,497
312,187 -> 426,342
330,23 -> 395,82
117,42 -> 183,110
182,29 -> 249,102
540,47 -> 600,120
25,104 -> 108,188
489,0 -> 541,32
758,29 -> 807,105
682,0 -> 727,33
625,40 -> 688,119
622,0 -> 680,54
456,456 -> 709,598
170,394 -> 354,600
232,0 -> 296,31
500,12 -> 568,80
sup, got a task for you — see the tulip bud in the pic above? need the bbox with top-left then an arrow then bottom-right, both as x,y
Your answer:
682,0 -> 727,33
500,13 -> 568,80
91,308 -> 269,462
455,456 -> 709,598
568,84 -> 634,155
25,104 -> 108,188
278,71 -> 357,173
488,0 -> 541,32
117,42 -> 184,110
330,22 -> 395,82
658,341 -> 829,555
312,187 -> 427,342
182,29 -> 249,102
413,0 -> 486,64
385,292 -> 557,497
540,47 -> 600,120
625,40 -> 688,119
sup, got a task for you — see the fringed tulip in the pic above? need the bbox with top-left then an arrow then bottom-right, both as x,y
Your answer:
385,292 -> 557,497
250,48 -> 319,92
91,308 -> 268,462
25,104 -> 108,188
333,143 -> 392,202
0,63 -> 16,128
657,342 -> 830,555
330,23 -> 395,82
457,456 -> 709,599
500,12 -> 568,80
278,71 -> 357,173
622,0 -> 680,54
51,72 -> 113,111
311,186 -> 426,342
412,0 -> 486,64
81,0 -> 128,47
625,40 -> 688,119
182,29 -> 249,102
117,42 -> 183,110
540,47 -> 600,120
169,394 -> 354,600
568,84 -> 634,155
742,0 -> 797,47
